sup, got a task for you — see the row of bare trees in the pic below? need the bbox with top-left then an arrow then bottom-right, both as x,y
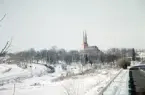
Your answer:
8,47 -> 136,65
9,47 -> 80,64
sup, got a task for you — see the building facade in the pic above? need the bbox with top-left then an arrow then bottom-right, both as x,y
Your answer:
80,31 -> 100,63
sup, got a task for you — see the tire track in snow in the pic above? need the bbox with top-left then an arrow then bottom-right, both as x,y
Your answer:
101,70 -> 128,95
84,69 -> 122,95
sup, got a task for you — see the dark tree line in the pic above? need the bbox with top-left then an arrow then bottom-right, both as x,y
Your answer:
8,47 -> 137,65
9,47 -> 80,64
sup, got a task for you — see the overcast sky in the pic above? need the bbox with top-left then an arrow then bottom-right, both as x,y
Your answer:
0,0 -> 145,52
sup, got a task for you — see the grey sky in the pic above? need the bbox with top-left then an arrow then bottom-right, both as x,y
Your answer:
0,0 -> 145,52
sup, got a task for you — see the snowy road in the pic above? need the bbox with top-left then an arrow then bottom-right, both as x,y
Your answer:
101,70 -> 129,95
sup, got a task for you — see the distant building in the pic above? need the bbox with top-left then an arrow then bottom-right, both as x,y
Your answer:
80,31 -> 100,63
126,49 -> 145,61
136,50 -> 145,61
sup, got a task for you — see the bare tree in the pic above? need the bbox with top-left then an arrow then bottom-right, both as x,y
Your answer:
57,49 -> 66,61
105,48 -> 122,64
132,48 -> 136,61
0,14 -> 9,57
0,14 -> 6,23
35,51 -> 41,63
0,39 -> 12,57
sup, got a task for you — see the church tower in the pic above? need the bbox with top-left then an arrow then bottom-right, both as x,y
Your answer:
83,31 -> 88,49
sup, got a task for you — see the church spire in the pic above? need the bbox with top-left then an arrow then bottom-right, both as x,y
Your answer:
83,31 -> 84,44
84,30 -> 87,44
83,30 -> 88,49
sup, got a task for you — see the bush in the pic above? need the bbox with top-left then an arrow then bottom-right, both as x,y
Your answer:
44,64 -> 55,73
117,59 -> 131,69
126,60 -> 131,66
141,60 -> 145,64
61,64 -> 67,71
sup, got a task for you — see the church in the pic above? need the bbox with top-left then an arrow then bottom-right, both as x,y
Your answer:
80,31 -> 101,63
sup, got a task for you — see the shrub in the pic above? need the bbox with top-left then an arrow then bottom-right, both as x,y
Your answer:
126,60 -> 131,66
30,83 -> 41,86
117,59 -> 131,69
61,64 -> 67,71
141,60 -> 145,64
44,64 -> 55,73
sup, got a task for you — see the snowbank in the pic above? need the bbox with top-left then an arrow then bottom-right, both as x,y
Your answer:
0,63 -> 48,85
0,68 -> 119,95
0,64 -> 10,74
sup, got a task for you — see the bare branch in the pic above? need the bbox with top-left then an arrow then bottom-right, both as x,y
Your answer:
0,14 -> 6,22
0,37 -> 13,55
4,37 -> 13,52
1,41 -> 9,54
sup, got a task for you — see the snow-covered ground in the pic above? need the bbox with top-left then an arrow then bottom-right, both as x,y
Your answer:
0,64 -> 10,74
103,70 -> 129,95
0,63 -> 49,84
0,63 -> 120,95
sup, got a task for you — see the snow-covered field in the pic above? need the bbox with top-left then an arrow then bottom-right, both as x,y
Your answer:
0,63 -> 120,95
0,63 -> 48,82
0,64 -> 10,74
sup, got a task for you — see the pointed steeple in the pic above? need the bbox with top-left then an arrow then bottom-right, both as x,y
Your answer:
82,30 -> 88,49
83,31 -> 85,43
84,30 -> 87,44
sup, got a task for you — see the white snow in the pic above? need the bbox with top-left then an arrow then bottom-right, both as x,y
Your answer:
0,63 -> 119,95
0,64 -> 28,77
0,63 -> 49,84
0,64 -> 10,74
103,70 -> 129,95
27,64 -> 48,76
